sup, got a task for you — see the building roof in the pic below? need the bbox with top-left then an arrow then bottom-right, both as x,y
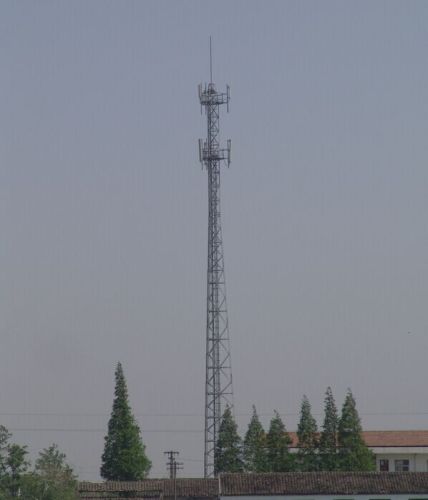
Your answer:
79,472 -> 428,496
288,430 -> 428,448
220,472 -> 428,495
362,430 -> 428,447
79,478 -> 218,496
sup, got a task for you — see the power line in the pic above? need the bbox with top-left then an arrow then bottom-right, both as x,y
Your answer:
2,411 -> 428,417
6,428 -> 203,433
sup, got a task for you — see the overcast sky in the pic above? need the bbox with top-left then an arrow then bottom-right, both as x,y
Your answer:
1,0 -> 428,480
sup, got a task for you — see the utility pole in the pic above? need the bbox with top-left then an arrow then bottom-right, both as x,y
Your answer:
164,451 -> 182,500
198,38 -> 233,478
164,450 -> 179,479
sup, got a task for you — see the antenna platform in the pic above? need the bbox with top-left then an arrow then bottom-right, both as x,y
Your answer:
198,42 -> 233,478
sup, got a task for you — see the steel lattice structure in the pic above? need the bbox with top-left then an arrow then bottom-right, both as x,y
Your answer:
198,67 -> 233,478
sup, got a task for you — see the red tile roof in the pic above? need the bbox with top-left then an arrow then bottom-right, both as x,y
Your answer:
362,430 -> 428,447
79,478 -> 217,496
79,472 -> 428,496
288,430 -> 428,448
220,472 -> 428,495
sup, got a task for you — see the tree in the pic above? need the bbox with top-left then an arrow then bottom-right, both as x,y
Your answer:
0,427 -> 77,499
243,406 -> 267,472
0,425 -> 12,479
101,362 -> 151,480
265,411 -> 293,472
319,387 -> 339,471
36,444 -> 77,499
338,389 -> 374,471
0,425 -> 29,498
296,396 -> 318,471
215,407 -> 244,474
19,444 -> 78,500
3,443 -> 29,497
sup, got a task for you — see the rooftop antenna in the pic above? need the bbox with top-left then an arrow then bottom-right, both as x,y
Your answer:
198,40 -> 233,477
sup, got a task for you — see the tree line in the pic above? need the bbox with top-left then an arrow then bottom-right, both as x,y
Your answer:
0,366 -> 376,497
100,365 -> 375,480
215,387 -> 375,474
0,425 -> 77,499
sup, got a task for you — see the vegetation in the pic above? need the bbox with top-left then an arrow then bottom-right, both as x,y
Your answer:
319,387 -> 339,470
296,396 -> 318,471
0,373 -> 374,486
0,425 -> 78,499
265,411 -> 293,472
243,406 -> 267,472
215,407 -> 244,474
337,389 -> 375,471
215,387 -> 374,474
101,362 -> 151,480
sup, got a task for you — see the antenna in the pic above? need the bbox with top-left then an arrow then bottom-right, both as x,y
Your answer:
198,46 -> 233,478
209,36 -> 213,84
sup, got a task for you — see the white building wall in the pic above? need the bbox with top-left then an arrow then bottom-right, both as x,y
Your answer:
372,447 -> 428,472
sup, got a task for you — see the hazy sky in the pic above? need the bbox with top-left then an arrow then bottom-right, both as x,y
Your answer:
1,0 -> 428,480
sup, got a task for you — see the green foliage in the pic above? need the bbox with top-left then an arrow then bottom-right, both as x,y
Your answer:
0,427 -> 77,499
17,444 -> 78,500
101,362 -> 151,480
0,427 -> 10,447
296,396 -> 318,471
0,426 -> 78,500
215,407 -> 244,474
338,389 -> 375,471
319,387 -> 339,471
243,406 -> 267,472
265,411 -> 293,472
33,444 -> 77,499
0,426 -> 29,498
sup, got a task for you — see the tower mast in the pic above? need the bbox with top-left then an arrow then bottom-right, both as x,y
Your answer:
198,42 -> 233,478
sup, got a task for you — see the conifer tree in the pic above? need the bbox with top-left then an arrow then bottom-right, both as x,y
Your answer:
215,407 -> 244,474
296,395 -> 318,471
337,389 -> 374,471
243,406 -> 267,472
101,362 -> 151,480
265,411 -> 293,472
319,387 -> 339,470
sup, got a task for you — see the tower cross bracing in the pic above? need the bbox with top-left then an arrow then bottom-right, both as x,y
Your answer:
198,71 -> 233,478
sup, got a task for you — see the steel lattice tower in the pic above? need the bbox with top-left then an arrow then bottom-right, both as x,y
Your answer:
198,44 -> 233,478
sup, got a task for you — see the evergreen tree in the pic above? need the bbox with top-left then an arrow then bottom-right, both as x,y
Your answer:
215,407 -> 244,474
101,362 -> 151,480
319,387 -> 339,471
214,406 -> 244,475
337,389 -> 374,471
243,406 -> 267,472
265,411 -> 293,472
296,396 -> 318,471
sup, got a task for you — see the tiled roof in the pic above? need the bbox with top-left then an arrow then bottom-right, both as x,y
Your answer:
79,478 -> 218,496
79,472 -> 428,496
220,472 -> 428,495
362,430 -> 428,447
288,430 -> 428,448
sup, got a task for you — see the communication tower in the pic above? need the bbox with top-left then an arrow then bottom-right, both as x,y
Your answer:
198,40 -> 233,478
